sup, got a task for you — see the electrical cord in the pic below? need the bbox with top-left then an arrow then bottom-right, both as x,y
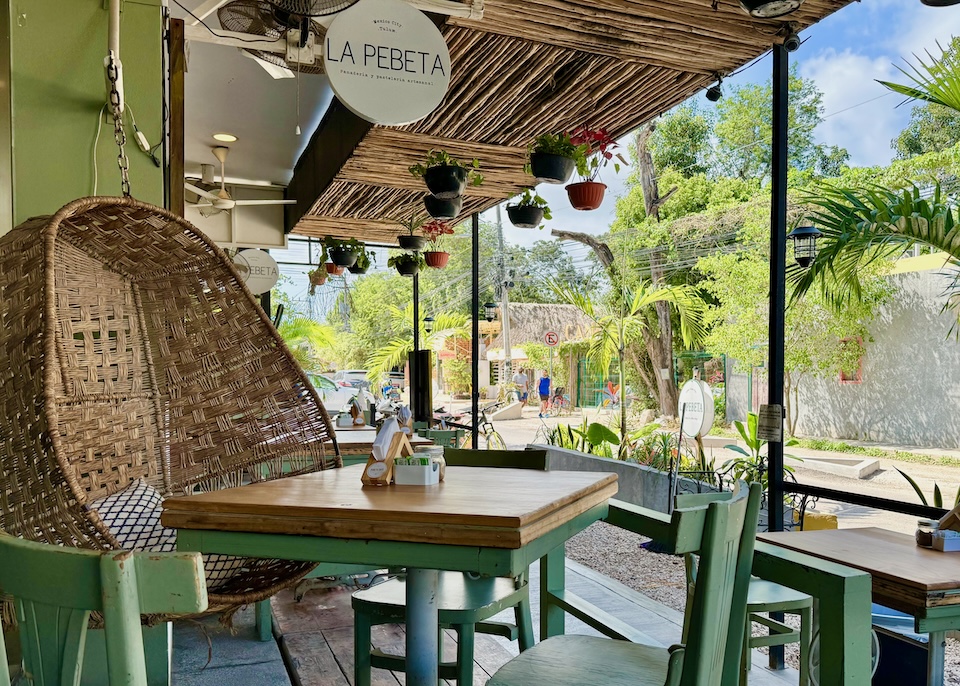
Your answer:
92,103 -> 107,195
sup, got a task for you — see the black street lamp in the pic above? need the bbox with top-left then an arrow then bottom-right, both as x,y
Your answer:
423,316 -> 434,334
787,225 -> 822,268
483,302 -> 498,323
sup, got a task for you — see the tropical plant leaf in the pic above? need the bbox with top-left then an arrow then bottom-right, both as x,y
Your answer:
876,42 -> 960,113
586,422 -> 620,447
723,444 -> 751,457
896,468 -> 930,506
934,483 -> 943,509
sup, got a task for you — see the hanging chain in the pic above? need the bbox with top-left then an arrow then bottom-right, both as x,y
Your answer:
106,54 -> 131,198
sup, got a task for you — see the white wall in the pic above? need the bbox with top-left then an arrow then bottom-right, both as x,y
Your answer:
795,268 -> 960,449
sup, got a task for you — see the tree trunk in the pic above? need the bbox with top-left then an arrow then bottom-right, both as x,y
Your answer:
648,249 -> 679,417
636,123 -> 677,222
550,229 -> 616,272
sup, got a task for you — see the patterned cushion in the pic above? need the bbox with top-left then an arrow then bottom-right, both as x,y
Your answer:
92,480 -> 251,591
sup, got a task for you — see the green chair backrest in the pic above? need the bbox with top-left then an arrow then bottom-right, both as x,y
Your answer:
675,487 -> 761,686
423,429 -> 462,448
443,448 -> 547,470
667,482 -> 760,686
0,532 -> 207,686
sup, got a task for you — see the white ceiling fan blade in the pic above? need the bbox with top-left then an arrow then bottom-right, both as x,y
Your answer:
232,200 -> 297,206
185,182 -> 219,202
240,50 -> 295,79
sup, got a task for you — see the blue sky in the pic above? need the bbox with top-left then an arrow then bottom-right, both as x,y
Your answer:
495,1 -> 960,248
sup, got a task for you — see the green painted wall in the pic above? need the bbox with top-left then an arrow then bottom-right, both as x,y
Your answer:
8,0 -> 163,227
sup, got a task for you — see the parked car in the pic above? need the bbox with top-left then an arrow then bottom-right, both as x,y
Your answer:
307,373 -> 363,414
332,369 -> 371,388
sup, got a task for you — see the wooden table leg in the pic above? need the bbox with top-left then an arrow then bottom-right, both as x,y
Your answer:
405,568 -> 440,686
540,546 -> 566,640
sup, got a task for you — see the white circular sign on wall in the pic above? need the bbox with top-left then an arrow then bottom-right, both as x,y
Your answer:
323,0 -> 452,125
232,249 -> 279,295
678,379 -> 715,438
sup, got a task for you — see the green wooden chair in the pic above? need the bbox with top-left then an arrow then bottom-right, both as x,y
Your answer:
351,448 -> 547,686
487,482 -> 762,686
677,491 -> 812,686
0,531 -> 207,686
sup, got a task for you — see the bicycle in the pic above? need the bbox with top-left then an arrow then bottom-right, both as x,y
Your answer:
547,387 -> 572,417
532,416 -> 554,445
445,402 -> 507,450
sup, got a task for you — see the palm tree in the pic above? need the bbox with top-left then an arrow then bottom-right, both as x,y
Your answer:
795,43 -> 960,314
277,316 -> 336,370
550,280 -> 706,442
365,306 -> 468,380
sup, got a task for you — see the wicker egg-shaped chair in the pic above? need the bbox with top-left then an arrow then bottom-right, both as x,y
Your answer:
0,197 -> 341,621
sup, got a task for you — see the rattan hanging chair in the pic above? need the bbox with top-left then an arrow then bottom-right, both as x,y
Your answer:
0,196 -> 341,621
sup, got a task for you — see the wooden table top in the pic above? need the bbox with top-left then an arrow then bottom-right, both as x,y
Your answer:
331,429 -> 433,447
759,527 -> 960,609
162,465 -> 618,549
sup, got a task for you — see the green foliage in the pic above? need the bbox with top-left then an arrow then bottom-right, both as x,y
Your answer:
714,66 -> 849,181
365,308 -> 468,379
507,240 -> 597,303
510,189 -> 552,220
530,132 -> 579,158
878,38 -> 960,115
722,412 -> 797,490
354,247 -> 375,270
895,468 -> 960,508
649,104 -> 713,177
408,149 -> 483,186
894,103 -> 960,159
547,418 -> 619,458
277,316 -> 336,371
444,357 -> 472,395
387,252 -> 426,270
713,388 -> 726,430
393,214 -> 428,236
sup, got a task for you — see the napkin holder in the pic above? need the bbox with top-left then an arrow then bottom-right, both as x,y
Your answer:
361,431 -> 413,486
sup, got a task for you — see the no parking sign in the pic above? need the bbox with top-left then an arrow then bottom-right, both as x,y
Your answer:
544,331 -> 559,347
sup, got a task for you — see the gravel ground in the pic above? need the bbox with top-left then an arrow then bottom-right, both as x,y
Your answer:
566,521 -> 960,684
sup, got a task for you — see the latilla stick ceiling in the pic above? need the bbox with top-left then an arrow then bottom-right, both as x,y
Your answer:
286,0 -> 851,245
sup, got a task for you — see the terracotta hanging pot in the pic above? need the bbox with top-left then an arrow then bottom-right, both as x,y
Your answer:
424,251 -> 450,268
329,247 -> 359,268
566,181 -> 606,211
424,194 -> 463,220
325,262 -> 345,276
530,153 -> 576,184
506,205 -> 544,229
423,165 -> 467,199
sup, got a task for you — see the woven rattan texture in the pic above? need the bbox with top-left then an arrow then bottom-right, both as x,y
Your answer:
0,197 -> 339,619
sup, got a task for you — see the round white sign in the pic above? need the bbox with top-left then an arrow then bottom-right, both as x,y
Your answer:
678,379 -> 714,438
323,0 -> 451,125
232,249 -> 279,295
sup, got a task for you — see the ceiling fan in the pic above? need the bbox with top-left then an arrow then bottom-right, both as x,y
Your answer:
185,146 -> 295,217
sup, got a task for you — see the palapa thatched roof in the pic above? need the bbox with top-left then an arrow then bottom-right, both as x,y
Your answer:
286,0 -> 853,244
490,303 -> 593,348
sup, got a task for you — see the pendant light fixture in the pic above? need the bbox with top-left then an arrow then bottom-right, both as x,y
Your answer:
739,0 -> 804,18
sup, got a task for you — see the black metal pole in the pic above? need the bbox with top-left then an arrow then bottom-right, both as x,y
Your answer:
767,42 -> 789,673
411,271 -> 420,408
768,43 -> 788,533
471,213 -> 480,448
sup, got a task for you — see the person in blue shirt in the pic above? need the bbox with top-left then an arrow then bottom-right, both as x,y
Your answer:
537,370 -> 551,418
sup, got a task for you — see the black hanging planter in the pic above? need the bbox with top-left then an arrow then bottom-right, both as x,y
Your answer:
506,205 -> 544,229
530,153 -> 576,184
395,261 -> 421,276
398,235 -> 427,252
347,265 -> 368,274
329,247 -> 359,268
423,165 -> 468,199
424,194 -> 463,220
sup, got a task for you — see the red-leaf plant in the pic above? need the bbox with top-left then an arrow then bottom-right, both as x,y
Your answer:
568,125 -> 628,183
422,220 -> 455,251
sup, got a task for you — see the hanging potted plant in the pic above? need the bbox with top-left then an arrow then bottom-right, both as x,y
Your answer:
325,237 -> 361,268
409,149 -> 483,199
308,266 -> 327,295
394,215 -> 428,251
528,132 -> 578,184
423,193 -> 463,220
348,247 -> 375,275
506,189 -> 552,229
565,126 -> 627,211
421,219 -> 454,268
388,252 -> 426,277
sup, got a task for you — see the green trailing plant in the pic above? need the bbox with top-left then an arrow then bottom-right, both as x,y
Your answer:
354,248 -> 375,271
387,252 -> 426,270
513,189 -> 552,220
895,468 -> 960,508
408,149 -> 483,186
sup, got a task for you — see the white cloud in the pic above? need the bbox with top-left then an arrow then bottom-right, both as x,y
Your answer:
885,4 -> 960,58
800,49 -> 903,167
